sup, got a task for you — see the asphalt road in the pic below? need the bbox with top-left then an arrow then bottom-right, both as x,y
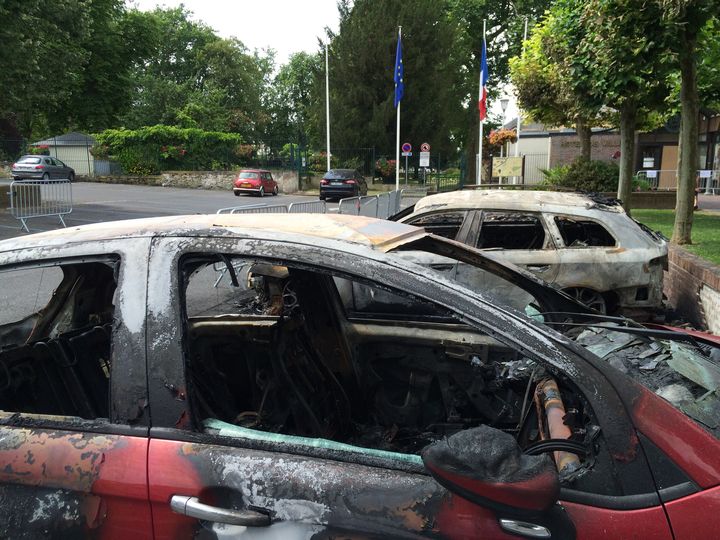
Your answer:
0,181 -> 336,241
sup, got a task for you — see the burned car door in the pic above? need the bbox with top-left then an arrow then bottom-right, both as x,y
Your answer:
464,210 -> 561,284
145,236 -> 673,539
0,240 -> 153,538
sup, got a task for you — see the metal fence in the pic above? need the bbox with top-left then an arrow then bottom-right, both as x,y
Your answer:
216,203 -> 289,215
9,179 -> 73,232
216,191 -> 404,219
431,175 -> 463,193
288,200 -> 327,213
337,191 -> 403,218
635,169 -> 719,194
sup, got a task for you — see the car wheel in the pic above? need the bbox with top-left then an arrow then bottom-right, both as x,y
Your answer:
563,287 -> 607,314
259,187 -> 264,197
273,186 -> 279,196
319,195 -> 325,201
234,191 -> 240,197
68,172 -> 74,182
42,173 -> 49,181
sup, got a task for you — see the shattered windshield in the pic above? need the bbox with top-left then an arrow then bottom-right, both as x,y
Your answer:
575,327 -> 720,437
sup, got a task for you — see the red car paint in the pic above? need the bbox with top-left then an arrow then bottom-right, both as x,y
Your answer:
632,385 -> 720,488
562,501 -> 673,539
664,485 -> 720,539
0,427 -> 152,539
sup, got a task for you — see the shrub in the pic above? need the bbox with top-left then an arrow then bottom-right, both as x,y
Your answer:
375,158 -> 397,180
93,126 -> 244,175
541,159 -> 619,192
28,145 -> 50,156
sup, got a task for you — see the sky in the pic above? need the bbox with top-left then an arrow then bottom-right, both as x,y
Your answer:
129,0 -> 340,65
127,0 -> 518,121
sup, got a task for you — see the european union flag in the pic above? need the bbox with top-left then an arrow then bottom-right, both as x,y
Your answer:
394,33 -> 404,108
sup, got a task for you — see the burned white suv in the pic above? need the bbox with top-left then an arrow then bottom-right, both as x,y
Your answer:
397,190 -> 668,316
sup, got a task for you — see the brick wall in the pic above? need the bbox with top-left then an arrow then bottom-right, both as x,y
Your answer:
664,245 -> 720,333
549,133 -> 621,168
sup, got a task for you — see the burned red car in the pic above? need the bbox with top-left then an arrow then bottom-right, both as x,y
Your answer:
0,214 -> 718,539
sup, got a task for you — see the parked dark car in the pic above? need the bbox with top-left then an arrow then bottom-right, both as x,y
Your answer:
232,169 -> 279,197
11,155 -> 75,181
0,214 -> 718,539
319,168 -> 368,200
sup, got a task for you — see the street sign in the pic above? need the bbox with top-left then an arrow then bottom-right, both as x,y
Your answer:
419,151 -> 430,167
402,151 -> 412,157
401,142 -> 412,153
420,142 -> 430,152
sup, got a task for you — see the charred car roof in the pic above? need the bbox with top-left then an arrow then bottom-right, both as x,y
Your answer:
414,190 -> 626,215
0,214 -> 428,254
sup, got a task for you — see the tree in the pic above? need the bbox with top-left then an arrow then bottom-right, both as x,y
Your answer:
563,0 -> 671,211
510,16 -> 606,159
311,0 -> 461,157
660,3 -> 720,244
269,52 -> 322,145
0,0 -> 91,137
448,0 -> 552,181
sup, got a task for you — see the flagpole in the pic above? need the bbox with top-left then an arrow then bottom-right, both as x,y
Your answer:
325,43 -> 331,171
477,20 -> 486,185
514,18 -> 528,185
395,26 -> 402,191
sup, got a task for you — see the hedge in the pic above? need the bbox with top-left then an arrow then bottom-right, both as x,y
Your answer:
92,126 -> 245,175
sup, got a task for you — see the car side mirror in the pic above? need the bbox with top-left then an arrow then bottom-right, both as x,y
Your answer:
422,425 -> 559,516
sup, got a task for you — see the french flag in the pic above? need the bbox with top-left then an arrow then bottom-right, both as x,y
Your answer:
478,37 -> 489,121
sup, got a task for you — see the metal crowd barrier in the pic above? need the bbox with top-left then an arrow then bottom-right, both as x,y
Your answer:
216,190 -> 404,219
337,191 -> 404,219
216,203 -> 288,214
288,200 -> 327,213
9,179 -> 73,232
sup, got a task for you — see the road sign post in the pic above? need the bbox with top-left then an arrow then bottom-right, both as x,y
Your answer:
401,143 -> 412,185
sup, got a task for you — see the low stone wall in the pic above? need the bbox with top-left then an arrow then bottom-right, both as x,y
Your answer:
664,245 -> 720,334
86,169 -> 300,194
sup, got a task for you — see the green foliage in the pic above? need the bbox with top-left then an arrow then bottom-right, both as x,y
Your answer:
94,126 -> 244,174
541,159 -> 619,192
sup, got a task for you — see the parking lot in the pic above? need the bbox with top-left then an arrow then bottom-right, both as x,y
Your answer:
0,180 -> 333,241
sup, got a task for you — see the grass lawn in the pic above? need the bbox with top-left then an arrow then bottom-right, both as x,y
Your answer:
633,209 -> 720,265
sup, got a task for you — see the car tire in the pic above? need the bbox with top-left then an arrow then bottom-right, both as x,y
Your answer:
563,287 -> 607,314
68,172 -> 74,183
42,173 -> 49,181
273,186 -> 279,196
234,191 -> 240,197
259,187 -> 264,197
319,195 -> 325,201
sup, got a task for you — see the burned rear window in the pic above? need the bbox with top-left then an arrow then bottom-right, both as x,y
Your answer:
555,217 -> 616,247
477,212 -> 545,250
406,211 -> 465,240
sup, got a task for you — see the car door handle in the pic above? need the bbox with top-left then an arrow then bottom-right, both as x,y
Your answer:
170,495 -> 270,527
526,264 -> 550,272
429,264 -> 455,271
499,518 -> 551,538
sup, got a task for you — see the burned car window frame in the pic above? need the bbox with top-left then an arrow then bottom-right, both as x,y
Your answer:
0,254 -> 133,431
552,215 -> 618,248
144,235 -> 668,507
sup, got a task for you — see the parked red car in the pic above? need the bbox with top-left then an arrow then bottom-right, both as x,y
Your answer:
0,214 -> 719,539
232,169 -> 279,197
